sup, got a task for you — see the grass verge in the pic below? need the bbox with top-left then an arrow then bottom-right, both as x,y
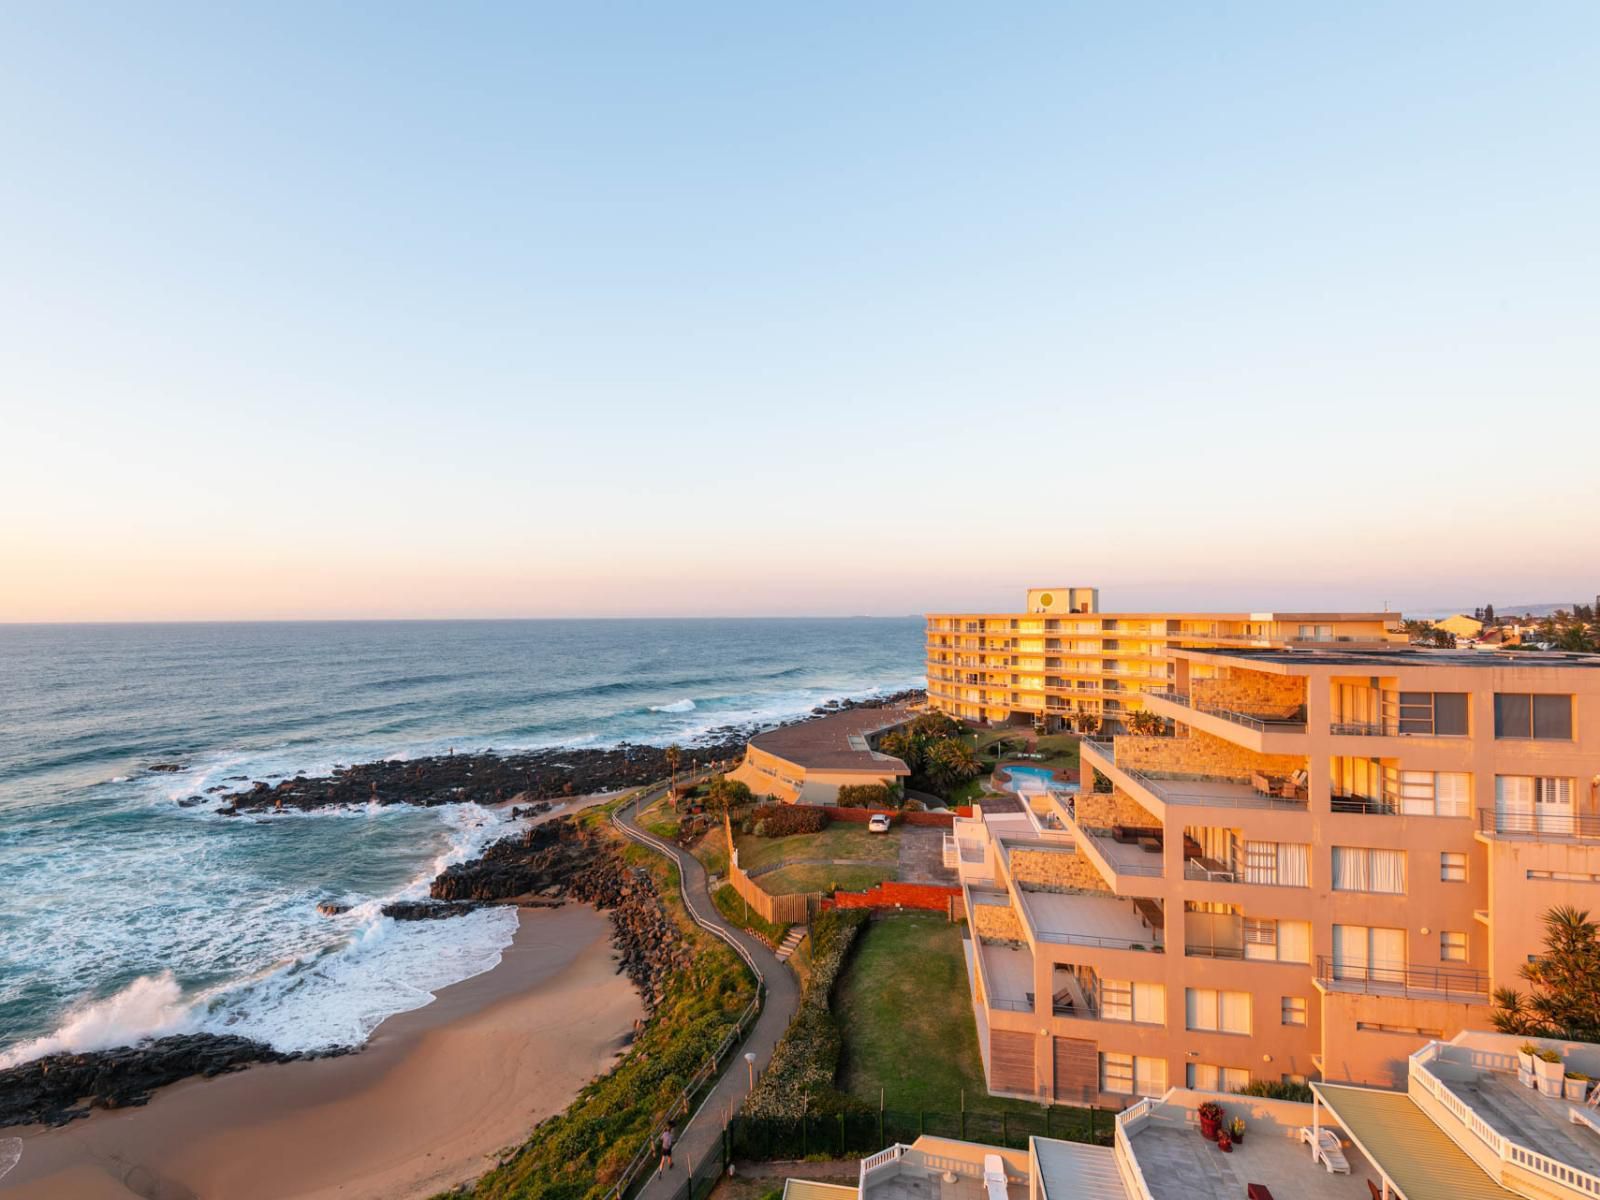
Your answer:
760,863 -> 897,895
735,824 -> 900,873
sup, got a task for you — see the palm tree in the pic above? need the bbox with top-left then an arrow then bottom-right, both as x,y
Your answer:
925,737 -> 982,795
665,743 -> 682,798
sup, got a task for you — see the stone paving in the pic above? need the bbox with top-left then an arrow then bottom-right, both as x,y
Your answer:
897,825 -> 958,885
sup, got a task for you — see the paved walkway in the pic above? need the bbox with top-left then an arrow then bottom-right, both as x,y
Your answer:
612,784 -> 801,1199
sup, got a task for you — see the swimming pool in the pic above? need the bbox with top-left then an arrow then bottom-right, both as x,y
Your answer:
998,765 -> 1075,795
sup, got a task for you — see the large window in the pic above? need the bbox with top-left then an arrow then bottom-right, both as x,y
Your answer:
1398,692 -> 1469,736
1101,1052 -> 1167,1097
1243,841 -> 1310,887
1494,693 -> 1573,740
1187,1063 -> 1250,1091
1332,847 -> 1407,894
1496,776 -> 1577,834
1101,979 -> 1165,1025
1186,988 -> 1251,1034
1333,925 -> 1407,983
1396,771 -> 1470,817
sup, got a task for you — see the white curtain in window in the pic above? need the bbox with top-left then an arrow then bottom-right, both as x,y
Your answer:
1244,918 -> 1278,961
1370,849 -> 1406,894
1219,990 -> 1251,1034
1278,843 -> 1309,887
1399,770 -> 1435,815
1132,982 -> 1165,1025
1186,988 -> 1217,1031
1244,841 -> 1277,885
1332,846 -> 1368,891
1370,926 -> 1406,983
1135,1056 -> 1168,1097
1497,775 -> 1534,821
1436,773 -> 1470,817
1101,980 -> 1132,1022
1278,920 -> 1311,964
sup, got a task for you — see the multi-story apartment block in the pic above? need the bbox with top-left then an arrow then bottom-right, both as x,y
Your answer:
926,587 -> 1404,734
951,644 -> 1600,1105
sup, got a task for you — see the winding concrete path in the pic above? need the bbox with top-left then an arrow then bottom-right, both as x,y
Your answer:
612,784 -> 801,1199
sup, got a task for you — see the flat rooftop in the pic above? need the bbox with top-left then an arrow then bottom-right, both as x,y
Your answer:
1124,1092 -> 1375,1200
1186,647 -> 1600,670
748,705 -> 915,773
1440,1071 -> 1600,1176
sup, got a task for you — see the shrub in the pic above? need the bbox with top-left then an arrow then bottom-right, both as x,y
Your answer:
750,803 -> 829,837
742,909 -> 869,1120
1235,1079 -> 1314,1103
704,774 -> 753,812
836,783 -> 896,809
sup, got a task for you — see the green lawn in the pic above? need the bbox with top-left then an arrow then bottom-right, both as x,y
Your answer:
736,824 -> 901,873
638,795 -> 682,839
836,916 -> 1101,1131
759,862 -> 896,895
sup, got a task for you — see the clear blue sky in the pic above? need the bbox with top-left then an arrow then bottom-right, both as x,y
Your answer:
2,3 -> 1597,620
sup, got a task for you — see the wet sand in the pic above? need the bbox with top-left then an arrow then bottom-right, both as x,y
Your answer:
3,904 -> 643,1200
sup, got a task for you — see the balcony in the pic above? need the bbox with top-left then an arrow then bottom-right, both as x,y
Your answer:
1331,792 -> 1399,816
1478,808 -> 1600,841
1080,738 -> 1311,816
1017,889 -> 1165,952
1314,955 -> 1489,1003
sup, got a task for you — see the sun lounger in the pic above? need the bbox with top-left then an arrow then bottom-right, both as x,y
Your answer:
1300,1126 -> 1350,1173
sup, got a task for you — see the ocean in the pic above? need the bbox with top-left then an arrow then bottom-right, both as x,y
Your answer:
0,617 -> 923,1066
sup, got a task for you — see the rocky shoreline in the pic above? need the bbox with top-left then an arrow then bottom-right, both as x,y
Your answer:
186,689 -> 921,816
0,1034 -> 349,1129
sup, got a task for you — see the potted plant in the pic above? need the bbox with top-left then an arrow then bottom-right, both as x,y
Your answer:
1536,1049 -> 1566,1097
1230,1117 -> 1247,1144
1566,1071 -> 1591,1102
1198,1100 -> 1224,1141
1519,1042 -> 1539,1087
1217,1130 -> 1234,1153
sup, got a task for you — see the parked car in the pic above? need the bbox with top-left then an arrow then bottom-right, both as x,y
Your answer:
867,813 -> 892,833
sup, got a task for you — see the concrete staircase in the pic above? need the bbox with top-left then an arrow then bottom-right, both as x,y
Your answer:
775,926 -> 806,962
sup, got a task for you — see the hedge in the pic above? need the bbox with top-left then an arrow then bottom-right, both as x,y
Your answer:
835,783 -> 898,809
742,909 -> 868,1120
751,803 -> 829,837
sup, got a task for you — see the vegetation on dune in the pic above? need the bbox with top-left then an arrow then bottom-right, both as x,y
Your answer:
460,824 -> 756,1200
743,909 -> 869,1120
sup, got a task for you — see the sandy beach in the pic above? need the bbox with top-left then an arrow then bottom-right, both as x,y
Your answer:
2,903 -> 644,1200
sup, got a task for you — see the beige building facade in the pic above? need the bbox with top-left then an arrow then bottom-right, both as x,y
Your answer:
951,644 -> 1600,1104
927,587 -> 1403,734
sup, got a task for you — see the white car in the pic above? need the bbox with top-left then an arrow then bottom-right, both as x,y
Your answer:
867,813 -> 892,833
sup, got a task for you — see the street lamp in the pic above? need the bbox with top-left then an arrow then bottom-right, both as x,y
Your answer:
744,1051 -> 757,1090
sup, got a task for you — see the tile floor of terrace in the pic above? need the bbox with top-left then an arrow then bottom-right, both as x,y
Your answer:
1020,890 -> 1162,950
1125,1105 -> 1373,1200
1441,1070 -> 1600,1176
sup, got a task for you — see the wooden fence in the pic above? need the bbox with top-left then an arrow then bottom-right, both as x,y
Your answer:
724,813 -> 822,925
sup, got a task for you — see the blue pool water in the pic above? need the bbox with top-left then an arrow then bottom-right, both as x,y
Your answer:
1000,765 -> 1074,793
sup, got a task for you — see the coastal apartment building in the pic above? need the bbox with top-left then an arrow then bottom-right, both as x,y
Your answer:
811,1030 -> 1600,1200
926,587 -> 1404,734
951,645 -> 1600,1106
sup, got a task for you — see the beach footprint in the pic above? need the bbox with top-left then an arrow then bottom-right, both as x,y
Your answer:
0,1137 -> 21,1183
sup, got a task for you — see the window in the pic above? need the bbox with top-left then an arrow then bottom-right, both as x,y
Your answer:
1332,847 -> 1406,894
1102,979 -> 1164,1024
1441,852 -> 1467,882
1397,772 -> 1471,817
1441,931 -> 1468,962
1187,1063 -> 1250,1091
1356,1022 -> 1445,1037
1495,693 -> 1573,740
1496,776 -> 1577,834
1243,841 -> 1310,887
1282,996 -> 1308,1026
1244,918 -> 1311,963
1186,988 -> 1251,1034
1398,692 -> 1469,736
1101,1052 -> 1166,1097
1528,869 -> 1600,883
1333,925 -> 1407,983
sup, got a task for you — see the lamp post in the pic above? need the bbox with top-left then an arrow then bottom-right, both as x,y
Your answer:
744,1051 -> 757,1091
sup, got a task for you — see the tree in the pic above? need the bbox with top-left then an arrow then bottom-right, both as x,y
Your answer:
664,744 -> 682,796
923,736 -> 982,795
877,729 -> 924,774
1483,603 -> 1496,624
1557,623 -> 1596,653
1490,906 -> 1600,1041
1073,712 -> 1102,736
1126,710 -> 1166,736
703,774 -> 752,812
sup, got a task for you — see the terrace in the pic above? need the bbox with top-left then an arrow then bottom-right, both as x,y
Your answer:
1314,955 -> 1490,1004
858,1137 -> 1029,1200
1018,889 -> 1164,952
1117,1090 -> 1375,1200
1080,740 -> 1307,815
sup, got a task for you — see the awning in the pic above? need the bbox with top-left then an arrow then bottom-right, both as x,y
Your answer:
1313,1084 -> 1521,1200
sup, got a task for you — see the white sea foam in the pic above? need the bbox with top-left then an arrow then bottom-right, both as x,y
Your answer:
0,973 -> 195,1067
649,698 -> 697,713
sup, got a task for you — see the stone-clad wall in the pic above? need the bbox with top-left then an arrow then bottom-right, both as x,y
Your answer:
1193,671 -> 1306,719
1075,788 -> 1156,830
973,900 -> 1024,943
1115,729 -> 1304,782
1011,848 -> 1111,894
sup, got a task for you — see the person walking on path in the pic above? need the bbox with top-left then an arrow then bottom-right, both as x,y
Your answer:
657,1126 -> 674,1176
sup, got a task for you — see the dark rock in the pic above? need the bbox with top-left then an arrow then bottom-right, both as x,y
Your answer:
316,902 -> 351,917
176,796 -> 205,808
0,1034 -> 350,1128
380,900 -> 480,921
147,763 -> 185,773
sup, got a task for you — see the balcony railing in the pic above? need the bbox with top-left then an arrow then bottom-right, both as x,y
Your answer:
1331,793 -> 1398,815
1146,689 -> 1308,733
1314,955 -> 1489,1002
1477,807 -> 1600,840
1032,928 -> 1165,952
1185,943 -> 1247,960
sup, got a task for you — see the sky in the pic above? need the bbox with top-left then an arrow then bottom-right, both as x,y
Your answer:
1,3 -> 1597,622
